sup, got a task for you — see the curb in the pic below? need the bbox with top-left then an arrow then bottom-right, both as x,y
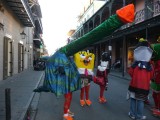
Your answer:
18,72 -> 44,120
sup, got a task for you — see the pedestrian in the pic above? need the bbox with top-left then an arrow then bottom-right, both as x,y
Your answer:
74,51 -> 95,106
127,38 -> 154,120
150,37 -> 160,117
94,52 -> 110,103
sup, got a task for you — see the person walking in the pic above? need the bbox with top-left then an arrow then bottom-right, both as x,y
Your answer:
127,38 -> 154,120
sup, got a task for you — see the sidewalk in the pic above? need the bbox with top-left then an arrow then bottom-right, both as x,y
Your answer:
109,70 -> 131,80
0,69 -> 44,120
0,68 -> 129,120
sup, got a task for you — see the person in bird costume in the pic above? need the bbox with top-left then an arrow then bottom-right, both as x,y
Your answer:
150,36 -> 160,117
95,52 -> 110,103
34,4 -> 135,120
127,38 -> 154,120
74,51 -> 95,106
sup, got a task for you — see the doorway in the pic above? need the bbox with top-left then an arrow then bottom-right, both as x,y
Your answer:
18,43 -> 24,73
3,37 -> 13,79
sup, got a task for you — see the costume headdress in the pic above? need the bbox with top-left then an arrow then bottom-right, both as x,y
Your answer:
132,38 -> 153,71
101,52 -> 110,61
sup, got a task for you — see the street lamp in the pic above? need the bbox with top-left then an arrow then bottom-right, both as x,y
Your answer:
108,40 -> 112,70
108,45 -> 112,51
20,30 -> 26,39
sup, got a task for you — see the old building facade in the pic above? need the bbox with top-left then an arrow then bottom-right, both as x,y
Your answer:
0,0 -> 44,80
70,0 -> 160,76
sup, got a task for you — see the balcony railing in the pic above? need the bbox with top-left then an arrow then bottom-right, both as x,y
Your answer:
153,0 -> 160,17
73,1 -> 160,39
6,0 -> 35,27
120,1 -> 160,30
23,0 -> 35,26
135,9 -> 145,24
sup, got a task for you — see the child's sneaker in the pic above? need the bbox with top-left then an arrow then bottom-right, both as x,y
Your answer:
99,97 -> 107,103
63,115 -> 73,120
80,100 -> 86,106
85,99 -> 92,106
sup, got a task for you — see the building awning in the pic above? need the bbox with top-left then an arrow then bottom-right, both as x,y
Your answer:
6,0 -> 34,27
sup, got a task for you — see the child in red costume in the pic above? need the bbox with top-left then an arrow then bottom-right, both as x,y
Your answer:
96,52 -> 110,103
127,38 -> 154,120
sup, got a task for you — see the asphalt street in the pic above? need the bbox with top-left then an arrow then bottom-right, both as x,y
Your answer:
34,75 -> 159,120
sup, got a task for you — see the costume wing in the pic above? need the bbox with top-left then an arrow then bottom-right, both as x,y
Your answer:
34,51 -> 81,97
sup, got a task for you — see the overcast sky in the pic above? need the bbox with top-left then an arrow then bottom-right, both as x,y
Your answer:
38,0 -> 85,55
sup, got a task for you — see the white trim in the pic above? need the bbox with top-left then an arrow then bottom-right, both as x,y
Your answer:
33,38 -> 41,41
19,40 -> 24,44
5,33 -> 12,39
77,68 -> 94,75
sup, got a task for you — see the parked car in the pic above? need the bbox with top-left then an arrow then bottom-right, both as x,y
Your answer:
34,59 -> 46,71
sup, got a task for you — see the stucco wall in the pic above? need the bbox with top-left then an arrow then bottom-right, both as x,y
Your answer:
0,2 -> 31,80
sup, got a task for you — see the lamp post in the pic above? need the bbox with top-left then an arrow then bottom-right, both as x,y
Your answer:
20,30 -> 26,39
108,40 -> 112,70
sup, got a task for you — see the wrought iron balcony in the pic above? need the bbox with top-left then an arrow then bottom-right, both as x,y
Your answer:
34,16 -> 43,34
121,1 -> 160,30
6,0 -> 35,27
135,9 -> 145,24
153,0 -> 160,17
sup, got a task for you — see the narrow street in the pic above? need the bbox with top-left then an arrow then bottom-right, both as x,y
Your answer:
34,75 -> 159,120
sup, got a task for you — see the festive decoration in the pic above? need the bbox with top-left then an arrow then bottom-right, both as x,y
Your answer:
34,4 -> 135,96
60,4 -> 134,56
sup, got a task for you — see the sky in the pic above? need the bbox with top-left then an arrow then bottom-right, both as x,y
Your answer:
38,0 -> 86,55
